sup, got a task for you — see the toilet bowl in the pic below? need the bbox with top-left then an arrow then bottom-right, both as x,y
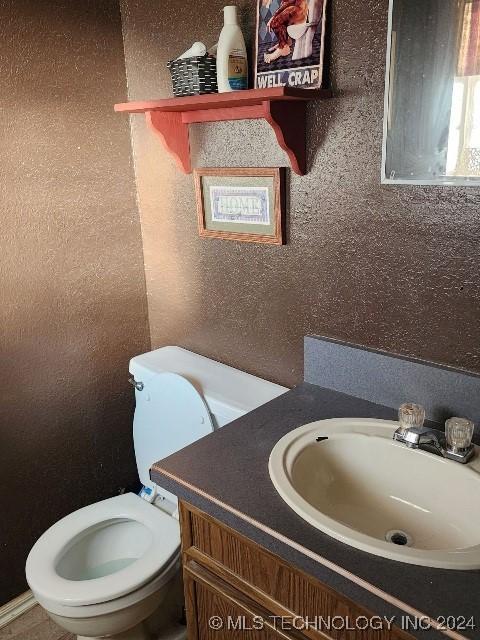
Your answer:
27,493 -> 181,639
25,347 -> 287,639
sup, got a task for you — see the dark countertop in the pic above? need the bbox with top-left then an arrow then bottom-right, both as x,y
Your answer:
151,383 -> 478,640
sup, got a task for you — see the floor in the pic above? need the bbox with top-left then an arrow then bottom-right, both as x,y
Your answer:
0,606 -> 187,640
0,606 -> 73,640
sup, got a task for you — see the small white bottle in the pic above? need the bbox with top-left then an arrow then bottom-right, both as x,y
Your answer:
216,6 -> 248,93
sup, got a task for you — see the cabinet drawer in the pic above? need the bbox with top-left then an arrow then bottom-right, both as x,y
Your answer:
180,502 -> 410,640
185,559 -> 306,640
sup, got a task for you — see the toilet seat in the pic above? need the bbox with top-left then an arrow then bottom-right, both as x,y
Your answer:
34,554 -> 179,619
26,493 -> 180,607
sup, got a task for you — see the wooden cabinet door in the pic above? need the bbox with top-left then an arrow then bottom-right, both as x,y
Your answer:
184,560 -> 306,640
180,503 -> 412,640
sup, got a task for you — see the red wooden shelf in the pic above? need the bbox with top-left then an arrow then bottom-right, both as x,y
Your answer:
114,87 -> 331,175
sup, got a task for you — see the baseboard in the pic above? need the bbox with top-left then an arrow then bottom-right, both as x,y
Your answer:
0,591 -> 36,630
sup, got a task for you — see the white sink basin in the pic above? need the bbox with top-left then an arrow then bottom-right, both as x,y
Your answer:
269,418 -> 480,569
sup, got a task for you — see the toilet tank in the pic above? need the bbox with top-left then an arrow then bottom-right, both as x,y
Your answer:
129,346 -> 288,428
129,347 -> 288,501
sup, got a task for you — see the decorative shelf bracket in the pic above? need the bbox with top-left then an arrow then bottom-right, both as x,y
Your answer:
146,111 -> 191,173
262,100 -> 307,176
115,87 -> 331,176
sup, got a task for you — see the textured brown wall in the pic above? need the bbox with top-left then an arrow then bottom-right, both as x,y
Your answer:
120,0 -> 480,388
0,0 -> 149,604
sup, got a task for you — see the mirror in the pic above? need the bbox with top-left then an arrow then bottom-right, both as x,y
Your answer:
382,0 -> 480,185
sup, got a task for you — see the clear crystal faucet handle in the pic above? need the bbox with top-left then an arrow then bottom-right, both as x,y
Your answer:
398,403 -> 425,433
445,417 -> 474,452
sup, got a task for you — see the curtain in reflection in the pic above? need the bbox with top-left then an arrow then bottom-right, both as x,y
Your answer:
457,0 -> 480,76
447,0 -> 480,175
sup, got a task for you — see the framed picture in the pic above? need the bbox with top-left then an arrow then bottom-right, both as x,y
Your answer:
194,168 -> 285,245
254,0 -> 328,90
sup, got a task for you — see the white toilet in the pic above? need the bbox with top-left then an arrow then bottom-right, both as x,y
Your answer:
25,347 -> 286,640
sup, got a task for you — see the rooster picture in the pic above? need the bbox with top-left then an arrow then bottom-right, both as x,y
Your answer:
263,0 -> 309,63
255,0 -> 326,89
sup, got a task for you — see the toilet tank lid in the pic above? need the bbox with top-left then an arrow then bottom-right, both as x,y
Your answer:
129,346 -> 288,414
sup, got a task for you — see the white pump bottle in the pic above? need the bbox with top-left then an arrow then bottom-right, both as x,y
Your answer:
216,6 -> 248,93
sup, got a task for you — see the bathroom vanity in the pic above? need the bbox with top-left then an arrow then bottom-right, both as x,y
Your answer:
178,501 -> 411,640
151,337 -> 480,640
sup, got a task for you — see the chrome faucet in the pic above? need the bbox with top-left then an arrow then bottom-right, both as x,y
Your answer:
393,404 -> 475,464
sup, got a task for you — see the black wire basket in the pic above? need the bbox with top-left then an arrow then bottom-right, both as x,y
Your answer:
167,54 -> 218,97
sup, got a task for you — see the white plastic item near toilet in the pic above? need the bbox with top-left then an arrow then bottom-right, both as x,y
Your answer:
25,347 -> 287,640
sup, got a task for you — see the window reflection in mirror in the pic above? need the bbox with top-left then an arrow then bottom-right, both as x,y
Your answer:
382,0 -> 480,184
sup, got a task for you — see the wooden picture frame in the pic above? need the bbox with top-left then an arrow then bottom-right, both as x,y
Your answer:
194,168 -> 285,245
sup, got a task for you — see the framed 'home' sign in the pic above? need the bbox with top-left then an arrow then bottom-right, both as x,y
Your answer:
194,168 -> 285,245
